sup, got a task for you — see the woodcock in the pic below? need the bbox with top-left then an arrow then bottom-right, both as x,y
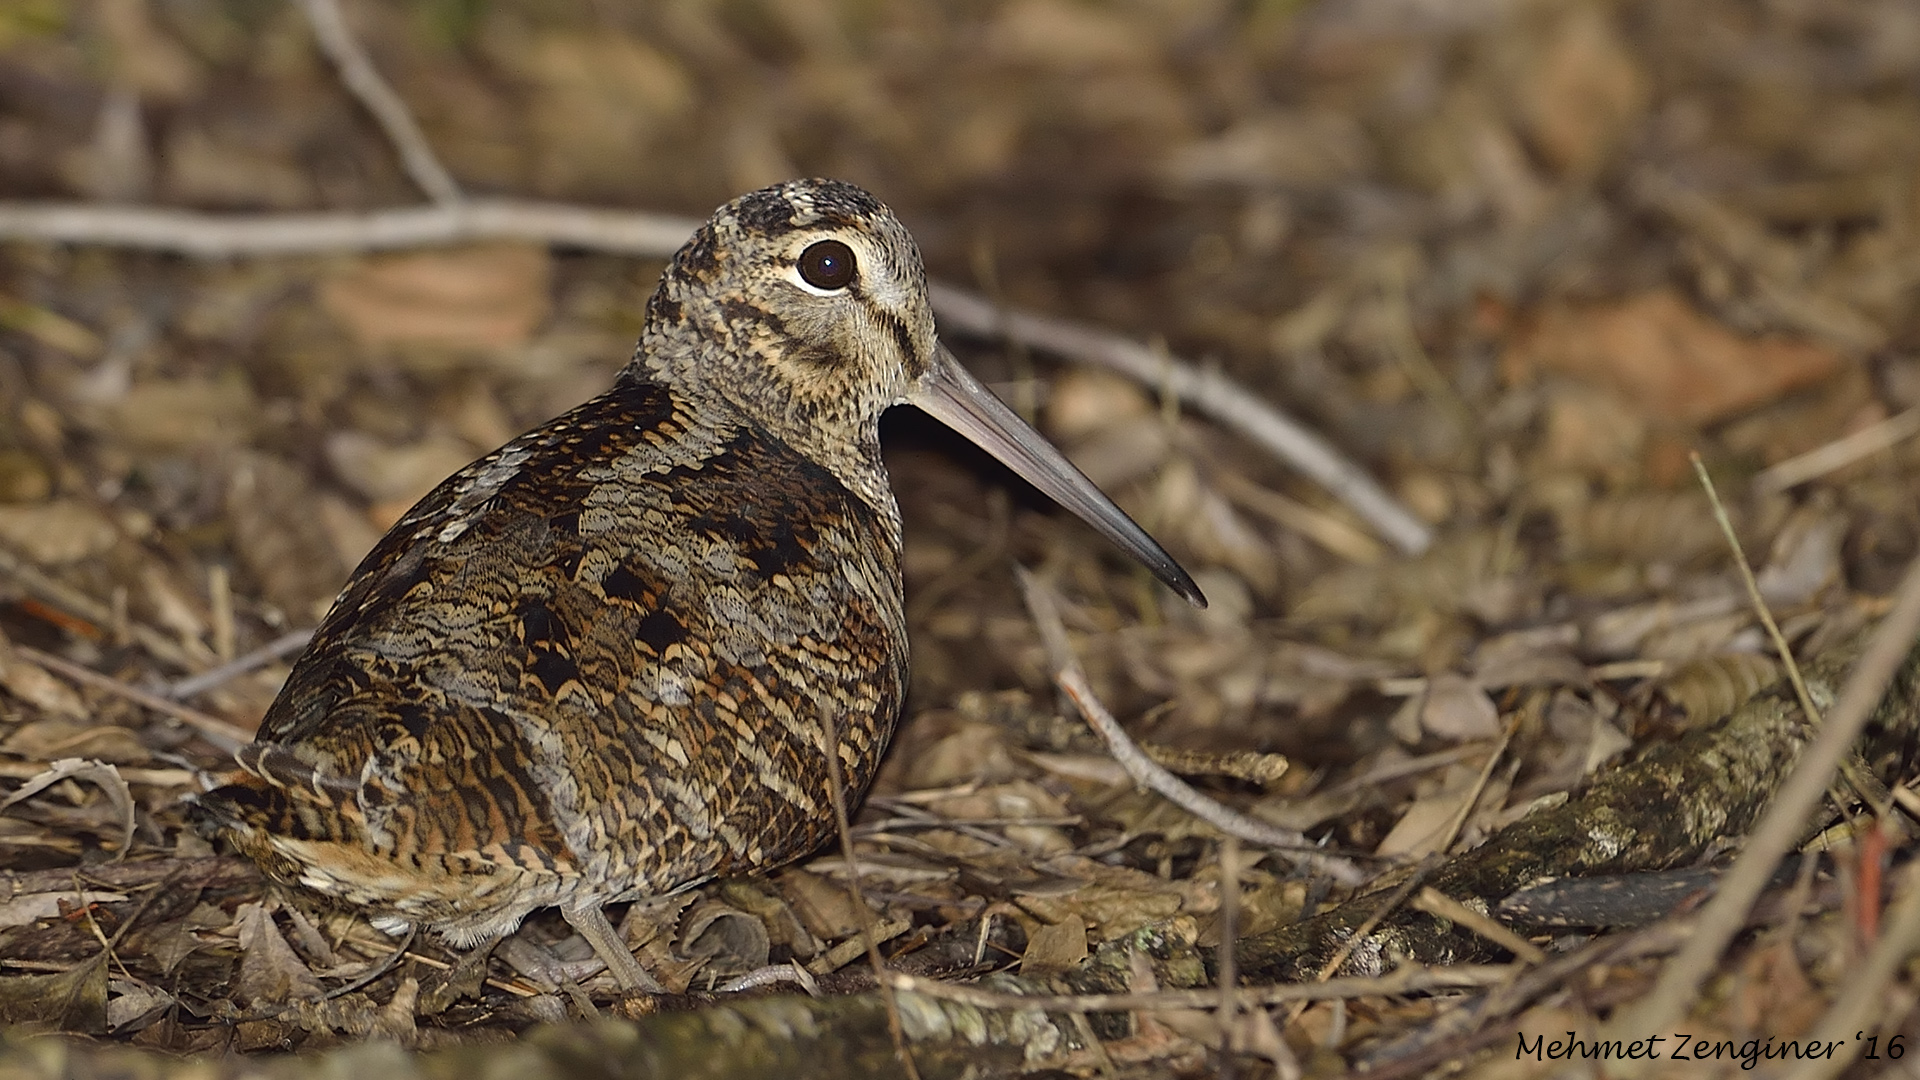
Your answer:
198,179 -> 1204,992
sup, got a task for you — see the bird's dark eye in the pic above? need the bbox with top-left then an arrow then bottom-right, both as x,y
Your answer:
798,240 -> 856,291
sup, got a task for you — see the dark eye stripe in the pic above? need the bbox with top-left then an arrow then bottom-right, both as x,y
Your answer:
880,310 -> 917,369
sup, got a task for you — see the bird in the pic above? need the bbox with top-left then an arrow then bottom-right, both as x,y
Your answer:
197,178 -> 1204,993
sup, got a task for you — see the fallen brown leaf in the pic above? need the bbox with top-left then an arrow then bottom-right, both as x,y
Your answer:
234,902 -> 324,1006
321,243 -> 552,350
0,952 -> 107,1033
1504,290 -> 1844,425
1018,912 -> 1088,975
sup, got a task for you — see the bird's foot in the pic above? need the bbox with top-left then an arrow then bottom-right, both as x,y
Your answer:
563,902 -> 665,994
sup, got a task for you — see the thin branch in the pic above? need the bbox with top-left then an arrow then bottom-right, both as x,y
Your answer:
1430,707 -> 1518,857
1601,548 -> 1920,1065
294,0 -> 463,206
1015,566 -> 1369,885
0,200 -> 1429,557
15,643 -> 253,753
1753,406 -> 1920,495
1300,858 -> 1433,999
0,199 -> 698,258
1693,453 -> 1821,725
937,284 -> 1433,557
1410,887 -> 1545,965
320,925 -> 417,1002
166,628 -> 314,700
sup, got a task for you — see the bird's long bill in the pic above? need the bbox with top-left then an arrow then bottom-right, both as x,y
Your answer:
909,346 -> 1206,608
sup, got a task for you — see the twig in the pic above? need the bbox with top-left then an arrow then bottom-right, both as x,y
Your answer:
0,200 -> 1429,557
882,963 -> 1511,1014
1430,707 -> 1519,857
1601,548 -> 1920,1068
1214,470 -> 1386,565
0,199 -> 698,258
1410,887 -> 1545,965
14,643 -> 253,753
0,761 -> 196,787
294,0 -> 462,206
1320,744 -> 1488,796
1753,406 -> 1920,495
352,937 -> 537,998
166,628 -> 313,700
818,705 -> 922,1080
321,925 -> 417,1002
938,285 -> 1432,557
1015,567 -> 1369,885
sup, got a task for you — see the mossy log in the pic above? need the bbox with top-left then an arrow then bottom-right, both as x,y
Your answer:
1223,634 -> 1920,982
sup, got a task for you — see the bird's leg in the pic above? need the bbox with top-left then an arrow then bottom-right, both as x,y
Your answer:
562,902 -> 665,993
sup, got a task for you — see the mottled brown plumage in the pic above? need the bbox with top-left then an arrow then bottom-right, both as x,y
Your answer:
198,179 -> 1199,990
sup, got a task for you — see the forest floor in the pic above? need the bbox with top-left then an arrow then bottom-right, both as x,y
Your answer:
1,0 -> 1919,1075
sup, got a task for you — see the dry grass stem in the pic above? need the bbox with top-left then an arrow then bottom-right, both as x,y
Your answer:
1289,860 -> 1436,1030
1692,452 -> 1821,725
1693,454 -> 1893,815
165,628 -> 315,700
1753,407 -> 1920,495
818,705 -> 922,1080
1217,837 -> 1241,1075
15,643 -> 254,751
1411,887 -> 1546,965
1214,471 -> 1387,565
1016,567 -> 1368,884
1431,709 -> 1519,857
